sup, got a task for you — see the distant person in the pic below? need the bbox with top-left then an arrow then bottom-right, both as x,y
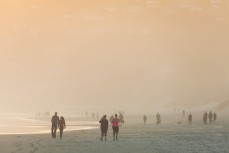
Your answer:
188,113 -> 192,125
58,116 -> 66,139
203,112 -> 208,124
143,115 -> 147,125
156,113 -> 161,124
96,112 -> 99,119
51,112 -> 59,138
112,114 -> 120,140
119,113 -> 124,125
109,115 -> 114,126
208,111 -> 213,124
213,112 -> 217,121
182,110 -> 185,117
99,115 -> 109,141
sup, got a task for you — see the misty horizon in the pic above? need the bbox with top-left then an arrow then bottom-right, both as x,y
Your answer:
1,0 -> 229,115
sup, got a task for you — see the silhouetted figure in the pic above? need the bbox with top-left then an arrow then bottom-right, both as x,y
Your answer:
99,115 -> 109,141
208,111 -> 213,124
51,112 -> 59,138
203,112 -> 208,124
112,114 -> 119,140
213,112 -> 217,122
58,116 -> 66,139
188,113 -> 192,125
156,113 -> 161,124
109,115 -> 114,126
143,115 -> 147,125
119,113 -> 124,126
182,110 -> 185,117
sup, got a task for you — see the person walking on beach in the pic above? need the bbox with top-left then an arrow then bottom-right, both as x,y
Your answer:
213,112 -> 217,122
119,113 -> 124,126
51,112 -> 59,138
99,115 -> 109,141
156,113 -> 161,124
203,112 -> 208,124
109,115 -> 114,126
112,114 -> 120,141
182,110 -> 185,117
58,116 -> 66,139
208,111 -> 213,124
188,113 -> 192,125
143,115 -> 147,125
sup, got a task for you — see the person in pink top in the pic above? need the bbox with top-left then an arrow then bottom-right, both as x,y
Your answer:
112,114 -> 120,140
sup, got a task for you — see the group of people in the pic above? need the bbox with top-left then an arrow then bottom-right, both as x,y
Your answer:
203,111 -> 217,124
51,111 -> 218,140
51,112 -> 66,139
184,111 -> 217,125
99,114 -> 120,141
142,112 -> 217,125
110,114 -> 124,125
143,113 -> 161,125
50,112 -> 123,140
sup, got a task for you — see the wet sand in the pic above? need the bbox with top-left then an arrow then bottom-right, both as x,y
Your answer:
0,116 -> 228,153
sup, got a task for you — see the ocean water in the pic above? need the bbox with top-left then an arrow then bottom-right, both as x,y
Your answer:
0,115 -> 98,135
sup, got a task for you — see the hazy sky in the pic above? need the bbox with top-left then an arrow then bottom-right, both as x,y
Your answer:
0,0 -> 229,114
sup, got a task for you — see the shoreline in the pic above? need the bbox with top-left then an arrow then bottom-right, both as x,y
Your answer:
0,126 -> 99,136
0,115 -> 99,136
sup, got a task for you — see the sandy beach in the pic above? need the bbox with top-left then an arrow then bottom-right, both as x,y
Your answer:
1,1 -> 229,153
0,115 -> 228,153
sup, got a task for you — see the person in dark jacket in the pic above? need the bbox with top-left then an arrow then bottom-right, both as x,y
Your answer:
143,115 -> 147,125
213,112 -> 217,122
99,115 -> 108,141
208,111 -> 213,124
51,112 -> 59,138
58,116 -> 66,139
188,113 -> 192,125
203,112 -> 208,124
99,115 -> 109,141
156,113 -> 161,124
